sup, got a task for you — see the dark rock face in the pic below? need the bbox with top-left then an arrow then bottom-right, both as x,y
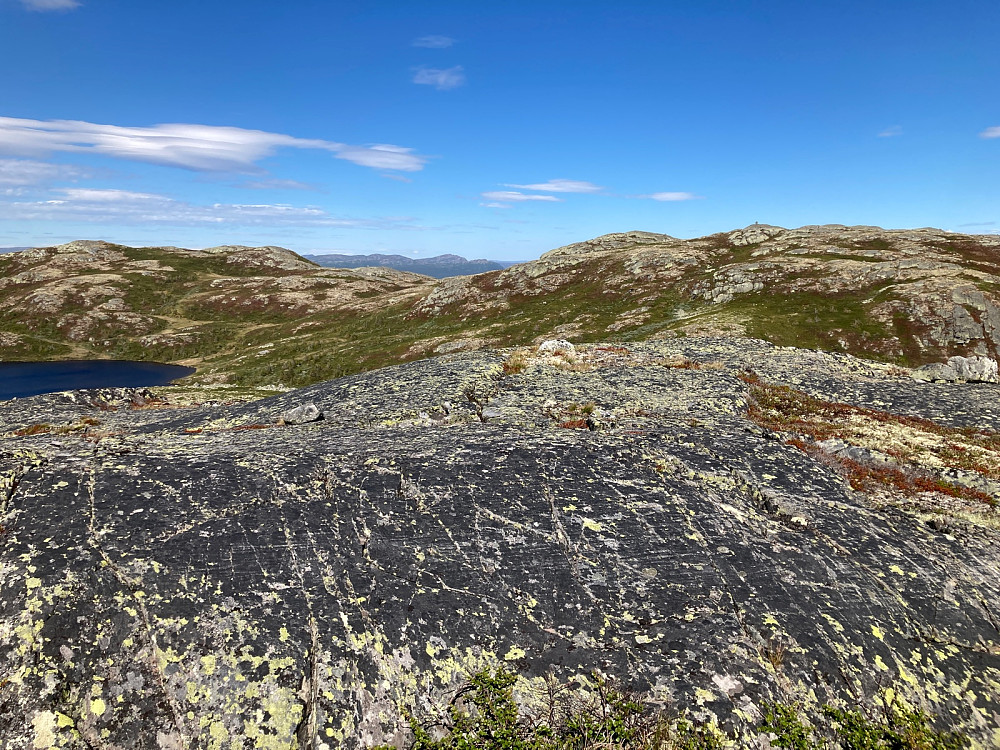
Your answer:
2,339 -> 999,748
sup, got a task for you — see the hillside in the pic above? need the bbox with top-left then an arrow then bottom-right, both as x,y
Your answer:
0,224 -> 998,390
2,338 -> 998,747
304,252 -> 513,278
0,240 -> 436,389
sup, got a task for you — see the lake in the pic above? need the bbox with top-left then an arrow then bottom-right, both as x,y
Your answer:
0,360 -> 195,400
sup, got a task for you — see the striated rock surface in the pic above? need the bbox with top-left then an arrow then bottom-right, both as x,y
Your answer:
2,338 -> 999,748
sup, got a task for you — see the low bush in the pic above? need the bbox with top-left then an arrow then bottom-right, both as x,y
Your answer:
378,668 -> 968,749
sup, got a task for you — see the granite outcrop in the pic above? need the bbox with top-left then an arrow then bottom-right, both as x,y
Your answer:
2,338 -> 999,748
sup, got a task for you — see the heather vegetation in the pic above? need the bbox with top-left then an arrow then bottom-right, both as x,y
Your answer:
378,668 -> 968,750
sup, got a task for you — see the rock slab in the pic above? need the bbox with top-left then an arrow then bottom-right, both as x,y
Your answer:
1,339 -> 999,748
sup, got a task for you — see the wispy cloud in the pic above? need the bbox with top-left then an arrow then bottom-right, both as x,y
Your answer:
878,125 -> 903,137
642,192 -> 700,201
480,202 -> 510,209
481,191 -> 561,203
503,179 -> 603,194
0,187 -> 415,228
981,126 -> 1000,139
413,35 -> 454,48
0,117 -> 428,173
412,66 -> 466,90
0,158 -> 91,186
20,0 -> 80,11
237,178 -> 316,191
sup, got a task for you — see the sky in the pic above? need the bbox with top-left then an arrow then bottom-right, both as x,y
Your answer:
0,0 -> 998,259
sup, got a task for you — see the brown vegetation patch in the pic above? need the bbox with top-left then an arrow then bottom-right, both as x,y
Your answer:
786,439 -> 995,506
13,423 -> 51,436
743,372 -> 999,506
502,350 -> 530,375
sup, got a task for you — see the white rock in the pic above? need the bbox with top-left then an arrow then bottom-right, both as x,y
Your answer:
538,339 -> 575,354
279,402 -> 323,425
947,355 -> 999,383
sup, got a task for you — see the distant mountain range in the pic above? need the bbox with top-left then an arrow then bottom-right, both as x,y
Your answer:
304,252 -> 523,278
0,247 -> 31,254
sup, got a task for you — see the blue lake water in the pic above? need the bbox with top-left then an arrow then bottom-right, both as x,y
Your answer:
0,360 -> 195,400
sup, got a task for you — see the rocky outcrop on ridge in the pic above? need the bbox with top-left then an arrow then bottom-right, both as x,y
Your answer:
2,338 -> 999,748
413,224 -> 1000,364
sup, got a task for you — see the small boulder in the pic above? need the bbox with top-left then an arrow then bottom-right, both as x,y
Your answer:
911,363 -> 959,383
538,339 -> 575,355
278,403 -> 323,425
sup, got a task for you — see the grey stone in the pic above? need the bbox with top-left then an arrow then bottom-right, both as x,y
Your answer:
946,355 -> 999,383
911,363 -> 960,382
278,402 -> 323,424
537,338 -> 575,354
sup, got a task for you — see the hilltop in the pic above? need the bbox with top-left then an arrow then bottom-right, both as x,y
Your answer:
0,224 -> 998,391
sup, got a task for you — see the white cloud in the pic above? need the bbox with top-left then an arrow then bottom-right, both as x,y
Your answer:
503,179 -> 602,193
238,178 -> 316,191
413,35 -> 454,48
20,0 -> 80,10
481,191 -> 561,203
480,202 -> 510,209
0,117 -> 428,173
412,66 -> 465,91
0,158 -> 91,186
981,127 -> 1000,139
0,187 -> 411,228
335,143 -> 426,170
878,125 -> 903,137
644,192 -> 700,202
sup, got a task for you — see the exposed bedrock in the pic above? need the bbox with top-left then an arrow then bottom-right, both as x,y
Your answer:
1,338 -> 999,748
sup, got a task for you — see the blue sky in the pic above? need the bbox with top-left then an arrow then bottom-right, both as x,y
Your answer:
0,0 -> 998,259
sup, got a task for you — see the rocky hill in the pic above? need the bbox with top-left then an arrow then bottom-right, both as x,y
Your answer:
414,224 -> 1000,365
1,224 -> 998,391
305,252 -> 513,278
1,338 -> 998,747
0,240 -> 435,388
